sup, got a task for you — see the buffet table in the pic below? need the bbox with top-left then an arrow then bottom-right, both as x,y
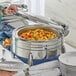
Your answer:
0,43 -> 76,76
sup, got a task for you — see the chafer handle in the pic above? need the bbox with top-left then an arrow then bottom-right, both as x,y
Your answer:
28,52 -> 33,67
50,19 -> 69,37
60,32 -> 65,54
60,24 -> 69,37
23,53 -> 33,76
24,50 -> 34,76
44,45 -> 48,59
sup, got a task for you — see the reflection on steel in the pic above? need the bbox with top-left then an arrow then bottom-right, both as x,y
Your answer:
0,49 -> 6,62
28,52 -> 33,66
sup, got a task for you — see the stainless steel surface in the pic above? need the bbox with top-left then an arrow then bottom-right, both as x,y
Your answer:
12,23 -> 63,59
0,49 -> 6,62
17,12 -> 69,37
2,15 -> 28,28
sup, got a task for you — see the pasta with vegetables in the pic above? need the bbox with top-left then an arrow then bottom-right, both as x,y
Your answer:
19,29 -> 57,41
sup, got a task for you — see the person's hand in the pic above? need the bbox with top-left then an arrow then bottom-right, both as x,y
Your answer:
1,4 -> 18,15
7,4 -> 18,14
0,70 -> 17,76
